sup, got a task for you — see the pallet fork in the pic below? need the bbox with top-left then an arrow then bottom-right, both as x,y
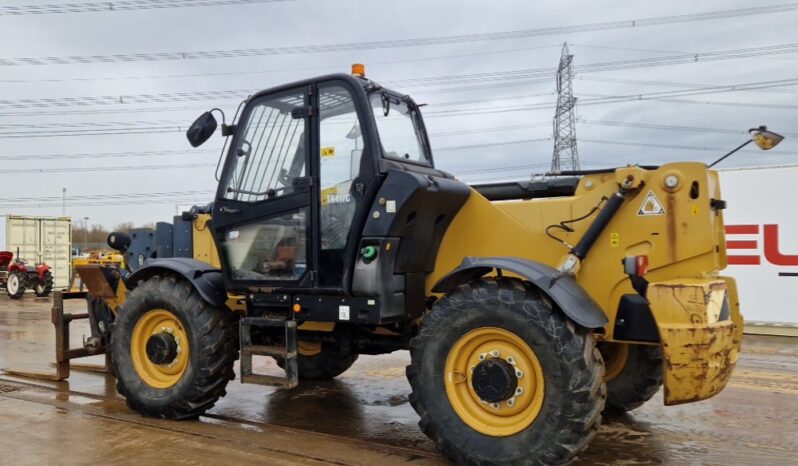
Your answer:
2,291 -> 110,381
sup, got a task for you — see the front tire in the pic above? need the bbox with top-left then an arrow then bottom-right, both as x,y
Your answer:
34,271 -> 53,297
111,275 -> 238,419
6,271 -> 26,299
599,342 -> 663,413
407,278 -> 605,466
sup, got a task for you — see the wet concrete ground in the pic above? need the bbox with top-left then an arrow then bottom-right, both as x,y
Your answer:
1,294 -> 796,465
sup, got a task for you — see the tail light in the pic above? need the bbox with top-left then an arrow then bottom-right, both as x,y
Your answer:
623,255 -> 649,277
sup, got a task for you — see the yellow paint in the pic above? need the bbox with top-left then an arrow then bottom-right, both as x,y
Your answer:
130,309 -> 190,389
692,204 -> 700,216
108,279 -> 128,314
298,341 -> 322,356
430,162 -> 728,341
430,162 -> 738,405
225,294 -> 246,313
192,214 -> 220,268
600,342 -> 629,382
647,278 -> 742,405
647,279 -> 727,325
444,327 -> 545,437
321,146 -> 335,157
298,321 -> 335,332
658,320 -> 738,405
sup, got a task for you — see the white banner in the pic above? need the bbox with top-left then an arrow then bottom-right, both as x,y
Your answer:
720,166 -> 798,324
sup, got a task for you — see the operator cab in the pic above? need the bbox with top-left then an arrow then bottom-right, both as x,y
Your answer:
188,65 -> 469,322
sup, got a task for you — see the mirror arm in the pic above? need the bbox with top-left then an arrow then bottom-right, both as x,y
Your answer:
708,139 -> 753,168
221,124 -> 237,136
209,108 -> 227,125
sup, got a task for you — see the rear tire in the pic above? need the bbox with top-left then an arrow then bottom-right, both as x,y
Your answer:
6,271 -> 26,299
34,271 -> 54,297
407,278 -> 605,466
111,275 -> 238,419
276,342 -> 358,380
599,342 -> 663,413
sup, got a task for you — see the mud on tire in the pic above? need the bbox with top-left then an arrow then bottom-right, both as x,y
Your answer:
406,278 -> 606,466
600,342 -> 663,413
111,275 -> 238,419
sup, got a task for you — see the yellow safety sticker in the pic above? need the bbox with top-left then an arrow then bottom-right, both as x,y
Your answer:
321,146 -> 335,158
691,204 -> 700,216
610,232 -> 620,247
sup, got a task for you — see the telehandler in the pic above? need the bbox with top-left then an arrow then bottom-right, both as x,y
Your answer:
13,65 -> 784,465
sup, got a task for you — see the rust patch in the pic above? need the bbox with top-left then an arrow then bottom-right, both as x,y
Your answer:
666,194 -> 677,262
660,321 -> 739,405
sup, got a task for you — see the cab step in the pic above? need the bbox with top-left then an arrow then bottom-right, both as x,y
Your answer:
239,317 -> 298,389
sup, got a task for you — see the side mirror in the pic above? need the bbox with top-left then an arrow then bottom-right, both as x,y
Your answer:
750,126 -> 784,150
186,112 -> 218,147
709,125 -> 785,167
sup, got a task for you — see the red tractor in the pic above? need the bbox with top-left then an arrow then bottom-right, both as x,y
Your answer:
0,250 -> 54,299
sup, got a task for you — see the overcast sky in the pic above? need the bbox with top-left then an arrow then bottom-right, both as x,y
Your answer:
1,0 -> 797,246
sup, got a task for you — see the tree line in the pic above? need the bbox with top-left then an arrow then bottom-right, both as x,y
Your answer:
72,222 -> 156,245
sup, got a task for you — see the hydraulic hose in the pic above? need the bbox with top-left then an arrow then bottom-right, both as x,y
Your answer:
570,190 -> 625,260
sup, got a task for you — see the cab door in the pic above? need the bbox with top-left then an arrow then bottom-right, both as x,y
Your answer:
212,86 -> 315,290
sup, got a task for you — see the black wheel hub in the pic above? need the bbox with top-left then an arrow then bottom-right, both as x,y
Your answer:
471,357 -> 518,403
146,332 -> 178,365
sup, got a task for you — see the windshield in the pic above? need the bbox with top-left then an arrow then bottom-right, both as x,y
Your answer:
369,92 -> 430,165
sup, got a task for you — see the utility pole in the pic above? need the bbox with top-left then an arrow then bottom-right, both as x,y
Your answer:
551,42 -> 580,173
83,216 -> 89,249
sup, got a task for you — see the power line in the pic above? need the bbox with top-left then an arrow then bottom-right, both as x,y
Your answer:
424,77 -> 798,117
1,77 -> 794,140
0,198 -> 212,208
0,0 -> 291,16
0,190 -> 213,202
579,119 -> 798,138
0,89 -> 252,109
0,44 -> 562,84
393,43 -> 798,88
436,138 -> 551,152
5,163 -> 215,174
2,4 -> 797,65
577,76 -> 798,94
4,42 -> 797,111
433,123 -> 552,137
571,42 -> 798,63
581,138 -> 798,156
1,148 -> 217,161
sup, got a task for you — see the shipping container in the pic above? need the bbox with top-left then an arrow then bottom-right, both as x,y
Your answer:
5,215 -> 72,290
720,165 -> 798,329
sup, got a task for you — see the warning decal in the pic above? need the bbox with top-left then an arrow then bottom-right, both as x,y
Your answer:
637,191 -> 666,216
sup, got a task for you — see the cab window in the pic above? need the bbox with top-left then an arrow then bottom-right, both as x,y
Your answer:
369,92 -> 429,165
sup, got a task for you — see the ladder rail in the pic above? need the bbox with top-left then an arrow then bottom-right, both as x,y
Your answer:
239,317 -> 298,388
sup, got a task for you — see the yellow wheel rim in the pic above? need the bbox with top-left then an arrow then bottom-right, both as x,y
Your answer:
600,343 -> 629,382
130,309 -> 190,389
444,327 -> 545,437
298,341 -> 322,356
